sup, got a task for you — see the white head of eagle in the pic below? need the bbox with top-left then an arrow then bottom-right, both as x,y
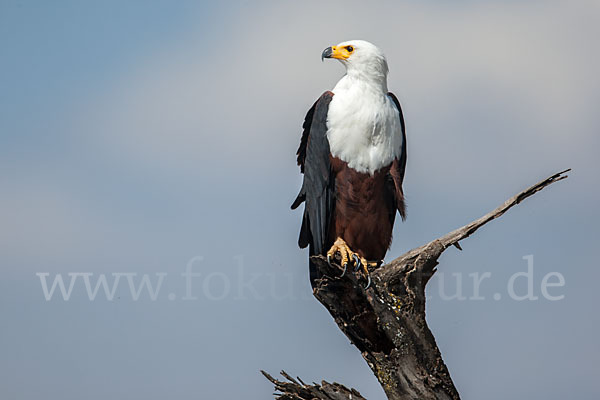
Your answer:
293,40 -> 407,288
322,40 -> 389,89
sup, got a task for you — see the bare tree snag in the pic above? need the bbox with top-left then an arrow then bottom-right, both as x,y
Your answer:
261,370 -> 366,400
265,169 -> 570,399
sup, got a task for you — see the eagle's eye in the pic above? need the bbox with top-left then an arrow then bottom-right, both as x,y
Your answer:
345,46 -> 354,53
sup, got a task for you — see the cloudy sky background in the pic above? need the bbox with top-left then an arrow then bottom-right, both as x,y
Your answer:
1,1 -> 599,399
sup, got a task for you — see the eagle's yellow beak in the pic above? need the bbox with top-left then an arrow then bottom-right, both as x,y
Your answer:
321,45 -> 352,61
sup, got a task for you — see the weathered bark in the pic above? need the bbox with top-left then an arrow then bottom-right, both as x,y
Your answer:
265,169 -> 569,399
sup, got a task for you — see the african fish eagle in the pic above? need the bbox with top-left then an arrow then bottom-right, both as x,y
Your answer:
292,40 -> 407,289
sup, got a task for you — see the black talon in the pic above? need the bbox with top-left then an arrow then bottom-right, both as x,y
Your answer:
353,254 -> 362,272
340,263 -> 347,277
364,275 -> 372,290
327,254 -> 332,267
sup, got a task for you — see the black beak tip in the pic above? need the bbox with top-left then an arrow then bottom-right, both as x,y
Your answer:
321,46 -> 333,62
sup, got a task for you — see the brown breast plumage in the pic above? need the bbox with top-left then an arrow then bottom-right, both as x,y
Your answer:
328,156 -> 396,261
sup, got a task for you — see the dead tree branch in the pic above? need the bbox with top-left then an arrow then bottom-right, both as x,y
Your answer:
265,169 -> 570,399
261,370 -> 366,400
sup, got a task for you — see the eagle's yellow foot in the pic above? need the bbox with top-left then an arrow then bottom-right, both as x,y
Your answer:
326,238 -> 378,289
327,237 -> 359,277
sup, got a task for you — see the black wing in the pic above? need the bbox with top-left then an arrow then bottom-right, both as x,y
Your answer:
291,91 -> 335,284
387,92 -> 407,220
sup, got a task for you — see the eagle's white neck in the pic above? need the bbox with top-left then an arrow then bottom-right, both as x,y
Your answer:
333,71 -> 388,95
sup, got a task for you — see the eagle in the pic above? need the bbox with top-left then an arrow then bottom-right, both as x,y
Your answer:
292,40 -> 407,289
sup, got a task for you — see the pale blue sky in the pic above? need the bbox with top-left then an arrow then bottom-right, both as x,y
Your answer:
1,1 -> 599,399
